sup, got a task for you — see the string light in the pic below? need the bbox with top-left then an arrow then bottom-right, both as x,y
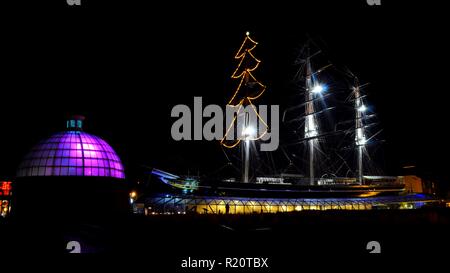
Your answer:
227,76 -> 246,104
221,32 -> 269,148
246,71 -> 266,100
221,100 -> 245,148
234,36 -> 258,59
246,98 -> 269,141
231,56 -> 261,79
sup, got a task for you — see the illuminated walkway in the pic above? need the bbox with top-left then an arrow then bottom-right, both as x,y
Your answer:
135,194 -> 440,215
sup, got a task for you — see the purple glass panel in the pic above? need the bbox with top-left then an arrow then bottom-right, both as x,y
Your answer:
69,167 -> 77,176
91,159 -> 99,167
61,158 -> 69,166
69,158 -> 77,166
60,167 -> 68,176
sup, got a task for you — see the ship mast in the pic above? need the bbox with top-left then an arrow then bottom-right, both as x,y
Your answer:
283,41 -> 331,185
354,78 -> 367,185
304,55 -> 317,185
304,48 -> 328,185
242,112 -> 251,183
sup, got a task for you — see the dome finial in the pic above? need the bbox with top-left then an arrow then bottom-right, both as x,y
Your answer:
66,115 -> 85,131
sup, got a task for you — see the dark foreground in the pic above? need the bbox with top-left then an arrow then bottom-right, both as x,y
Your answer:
1,209 -> 449,270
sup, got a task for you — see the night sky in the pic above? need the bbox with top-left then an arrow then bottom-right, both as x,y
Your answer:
1,1 -> 449,186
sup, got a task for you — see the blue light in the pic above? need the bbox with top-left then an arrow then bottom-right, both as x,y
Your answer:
312,84 -> 327,94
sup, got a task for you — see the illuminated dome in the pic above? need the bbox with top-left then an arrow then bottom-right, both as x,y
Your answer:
17,116 -> 125,179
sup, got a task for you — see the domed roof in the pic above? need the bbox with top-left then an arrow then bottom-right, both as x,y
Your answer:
17,117 -> 125,179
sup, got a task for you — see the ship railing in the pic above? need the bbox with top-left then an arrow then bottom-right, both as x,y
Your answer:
291,176 -> 403,186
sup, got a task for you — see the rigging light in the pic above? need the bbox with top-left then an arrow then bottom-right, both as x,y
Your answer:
246,31 -> 250,36
358,105 -> 367,112
312,84 -> 326,94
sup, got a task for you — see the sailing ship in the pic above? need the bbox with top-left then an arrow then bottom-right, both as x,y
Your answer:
150,34 -> 405,199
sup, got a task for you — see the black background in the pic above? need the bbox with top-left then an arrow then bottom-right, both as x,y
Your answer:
1,0 -> 450,267
1,0 -> 448,187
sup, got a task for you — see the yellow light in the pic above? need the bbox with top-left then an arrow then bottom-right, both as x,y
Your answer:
221,100 -> 244,147
246,31 -> 250,36
130,191 -> 137,198
227,77 -> 246,104
221,33 -> 269,149
357,191 -> 379,198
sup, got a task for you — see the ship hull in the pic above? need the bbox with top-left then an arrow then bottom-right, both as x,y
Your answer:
152,177 -> 405,199
194,180 -> 404,198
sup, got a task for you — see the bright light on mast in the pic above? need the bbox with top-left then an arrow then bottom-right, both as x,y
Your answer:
242,126 -> 256,140
312,84 -> 326,94
358,104 -> 367,112
356,128 -> 367,146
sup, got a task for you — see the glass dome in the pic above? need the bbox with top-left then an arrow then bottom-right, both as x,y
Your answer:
17,117 -> 125,179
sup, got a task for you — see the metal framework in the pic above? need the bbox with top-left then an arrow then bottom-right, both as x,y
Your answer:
354,78 -> 366,185
136,194 -> 439,215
